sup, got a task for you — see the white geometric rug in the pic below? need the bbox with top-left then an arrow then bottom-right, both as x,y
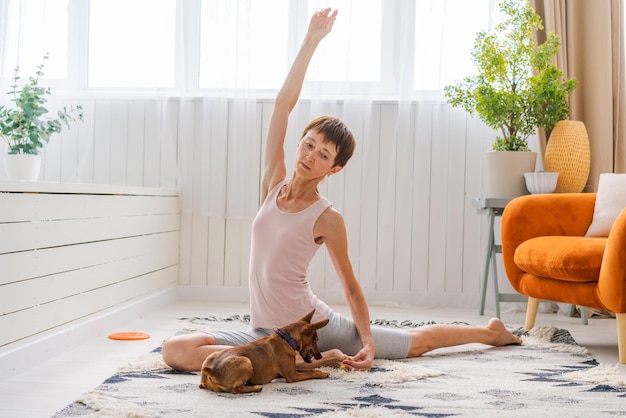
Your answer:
53,316 -> 626,417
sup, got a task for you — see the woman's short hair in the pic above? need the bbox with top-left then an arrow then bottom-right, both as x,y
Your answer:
301,115 -> 356,168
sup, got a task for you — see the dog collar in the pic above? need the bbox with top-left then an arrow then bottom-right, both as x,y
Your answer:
273,327 -> 299,351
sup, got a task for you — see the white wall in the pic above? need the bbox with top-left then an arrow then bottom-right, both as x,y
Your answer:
176,99 -> 505,309
0,96 -> 513,310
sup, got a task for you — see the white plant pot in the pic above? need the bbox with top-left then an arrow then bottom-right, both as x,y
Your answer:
4,153 -> 42,181
483,151 -> 537,199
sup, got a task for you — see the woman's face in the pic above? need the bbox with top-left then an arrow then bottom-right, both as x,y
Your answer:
296,129 -> 342,178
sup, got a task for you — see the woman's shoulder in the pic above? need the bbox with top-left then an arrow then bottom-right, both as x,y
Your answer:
317,204 -> 345,229
313,204 -> 347,245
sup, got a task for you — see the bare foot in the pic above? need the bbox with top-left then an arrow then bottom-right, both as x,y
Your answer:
296,348 -> 347,370
488,318 -> 523,346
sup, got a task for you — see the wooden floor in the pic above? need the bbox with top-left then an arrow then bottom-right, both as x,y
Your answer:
0,299 -> 624,417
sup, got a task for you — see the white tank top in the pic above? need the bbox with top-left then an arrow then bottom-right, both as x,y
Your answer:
249,179 -> 333,328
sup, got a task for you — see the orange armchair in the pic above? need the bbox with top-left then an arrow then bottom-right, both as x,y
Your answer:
501,193 -> 626,363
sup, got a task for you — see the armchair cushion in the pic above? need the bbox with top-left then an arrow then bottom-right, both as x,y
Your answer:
586,173 -> 626,237
514,236 -> 607,282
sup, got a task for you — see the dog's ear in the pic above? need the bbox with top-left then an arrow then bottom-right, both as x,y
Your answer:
302,309 -> 316,323
310,318 -> 329,331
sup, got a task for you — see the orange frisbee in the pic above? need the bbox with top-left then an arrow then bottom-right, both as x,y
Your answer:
108,332 -> 150,341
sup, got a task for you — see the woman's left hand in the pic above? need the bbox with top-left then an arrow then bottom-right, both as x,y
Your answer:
341,344 -> 374,371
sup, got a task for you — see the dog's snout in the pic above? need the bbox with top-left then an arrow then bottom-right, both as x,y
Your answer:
303,349 -> 320,363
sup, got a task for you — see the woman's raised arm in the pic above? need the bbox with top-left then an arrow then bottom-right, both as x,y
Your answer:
261,8 -> 338,201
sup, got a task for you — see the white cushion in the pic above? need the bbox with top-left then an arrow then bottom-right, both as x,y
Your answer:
585,173 -> 626,237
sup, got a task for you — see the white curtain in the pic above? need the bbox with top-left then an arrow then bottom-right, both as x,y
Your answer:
3,0 -> 523,306
0,0 -> 502,221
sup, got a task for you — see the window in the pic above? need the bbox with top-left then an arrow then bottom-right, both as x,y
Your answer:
199,0 -> 289,89
414,0 -> 499,91
1,0 -> 502,96
2,0 -> 68,79
88,0 -> 176,88
305,0 -> 382,83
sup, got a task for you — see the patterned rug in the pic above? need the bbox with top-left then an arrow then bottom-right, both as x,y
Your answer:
54,316 -> 626,417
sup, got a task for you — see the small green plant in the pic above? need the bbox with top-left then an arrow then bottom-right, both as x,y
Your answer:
0,53 -> 83,155
443,0 -> 577,151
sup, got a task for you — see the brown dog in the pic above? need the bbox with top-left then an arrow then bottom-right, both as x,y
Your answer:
199,310 -> 330,393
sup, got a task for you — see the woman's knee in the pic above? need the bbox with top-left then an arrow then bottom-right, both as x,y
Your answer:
406,330 -> 432,358
161,333 -> 216,370
161,336 -> 186,369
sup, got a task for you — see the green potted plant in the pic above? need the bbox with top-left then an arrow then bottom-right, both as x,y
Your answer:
0,53 -> 83,180
443,0 -> 577,198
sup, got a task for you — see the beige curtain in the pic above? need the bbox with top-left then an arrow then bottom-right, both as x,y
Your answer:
531,0 -> 626,191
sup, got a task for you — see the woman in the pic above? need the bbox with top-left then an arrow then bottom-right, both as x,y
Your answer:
162,8 -> 521,372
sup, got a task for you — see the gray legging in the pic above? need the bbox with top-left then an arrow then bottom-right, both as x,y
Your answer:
207,310 -> 412,359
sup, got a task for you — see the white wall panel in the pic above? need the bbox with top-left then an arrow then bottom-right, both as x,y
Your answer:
94,99 -> 113,184
190,214 -> 209,287
178,212 -> 193,286
127,100 -> 147,186
207,217 -> 226,287
427,104 -> 450,294
1,96 -> 505,310
358,104 -> 382,295
339,102 -> 368,290
411,103 -> 434,295
392,103 -> 416,294
110,100 -> 129,185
